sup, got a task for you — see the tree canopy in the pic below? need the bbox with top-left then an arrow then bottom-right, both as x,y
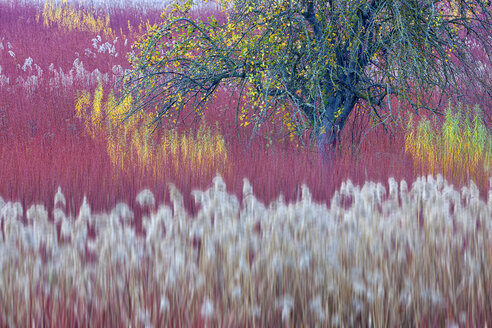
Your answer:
120,0 -> 492,154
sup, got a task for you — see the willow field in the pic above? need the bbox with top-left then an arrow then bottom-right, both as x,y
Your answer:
0,0 -> 491,326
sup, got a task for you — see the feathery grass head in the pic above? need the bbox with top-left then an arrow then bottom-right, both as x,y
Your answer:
213,174 -> 226,193
136,189 -> 155,208
77,196 -> 91,223
242,178 -> 253,198
54,186 -> 66,210
0,196 -> 5,212
400,179 -> 408,198
168,183 -> 184,215
301,184 -> 312,204
388,177 -> 398,200
112,202 -> 134,225
1,201 -> 23,221
26,204 -> 48,224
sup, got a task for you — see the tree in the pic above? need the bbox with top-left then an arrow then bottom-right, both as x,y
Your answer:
120,0 -> 491,157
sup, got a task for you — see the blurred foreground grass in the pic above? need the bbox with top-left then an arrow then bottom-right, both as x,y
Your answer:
0,175 -> 491,326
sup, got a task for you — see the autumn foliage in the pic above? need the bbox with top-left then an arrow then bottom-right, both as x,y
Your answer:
121,0 -> 492,151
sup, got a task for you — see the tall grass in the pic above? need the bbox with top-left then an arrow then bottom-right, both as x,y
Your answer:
39,0 -> 115,38
0,0 -> 416,216
0,175 -> 491,326
74,84 -> 229,181
0,0 -> 488,215
405,102 -> 491,190
38,0 -> 163,41
0,0 -> 152,214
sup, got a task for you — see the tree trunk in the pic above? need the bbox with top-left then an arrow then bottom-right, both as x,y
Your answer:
316,92 -> 357,162
317,118 -> 338,162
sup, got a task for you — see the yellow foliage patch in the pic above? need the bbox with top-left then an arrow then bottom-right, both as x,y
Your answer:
405,103 -> 491,183
74,85 -> 229,180
39,0 -> 115,38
